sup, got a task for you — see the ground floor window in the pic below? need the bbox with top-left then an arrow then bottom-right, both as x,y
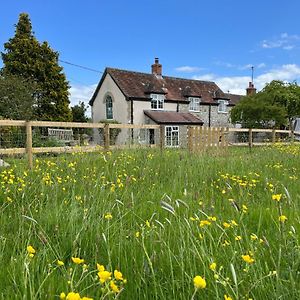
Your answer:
165,126 -> 179,147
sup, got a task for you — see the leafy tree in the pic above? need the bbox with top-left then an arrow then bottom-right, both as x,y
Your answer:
71,101 -> 88,122
0,74 -> 36,120
231,80 -> 300,129
261,80 -> 300,129
1,13 -> 72,121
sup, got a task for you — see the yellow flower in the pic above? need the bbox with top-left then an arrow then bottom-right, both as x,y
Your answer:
224,295 -> 233,300
60,292 -> 66,299
223,222 -> 231,229
145,220 -> 151,227
110,280 -> 120,293
104,213 -> 113,220
71,257 -> 84,264
208,216 -> 217,222
199,220 -> 211,227
272,194 -> 282,201
209,262 -> 217,271
278,215 -> 287,223
27,245 -> 36,255
66,292 -> 81,300
57,260 -> 64,266
98,270 -> 112,283
222,240 -> 230,246
242,204 -> 248,213
231,220 -> 238,226
242,254 -> 255,264
114,269 -> 124,281
97,264 -> 105,272
235,236 -> 242,241
250,233 -> 258,241
135,231 -> 140,238
193,275 -> 206,289
81,297 -> 93,300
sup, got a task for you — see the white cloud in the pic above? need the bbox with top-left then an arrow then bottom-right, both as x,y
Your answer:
257,63 -> 266,69
193,64 -> 300,95
261,33 -> 300,50
69,83 -> 97,117
175,66 -> 203,73
214,61 -> 266,71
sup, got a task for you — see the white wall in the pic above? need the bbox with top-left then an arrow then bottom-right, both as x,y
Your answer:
133,101 -> 177,124
92,74 -> 129,124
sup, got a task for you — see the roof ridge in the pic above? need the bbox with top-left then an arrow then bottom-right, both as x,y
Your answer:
106,67 -> 216,84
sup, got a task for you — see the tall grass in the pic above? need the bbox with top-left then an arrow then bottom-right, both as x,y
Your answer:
0,145 -> 299,299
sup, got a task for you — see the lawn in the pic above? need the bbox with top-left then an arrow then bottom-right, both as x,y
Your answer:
0,145 -> 299,299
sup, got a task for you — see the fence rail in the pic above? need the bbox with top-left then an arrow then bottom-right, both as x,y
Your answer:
0,119 -> 298,169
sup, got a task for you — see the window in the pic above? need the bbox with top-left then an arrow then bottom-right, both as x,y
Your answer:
150,94 -> 164,110
218,100 -> 228,113
189,97 -> 200,112
106,96 -> 113,119
165,126 -> 179,147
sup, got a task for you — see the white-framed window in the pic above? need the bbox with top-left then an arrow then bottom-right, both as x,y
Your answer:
105,95 -> 113,119
165,126 -> 179,147
189,97 -> 201,112
218,99 -> 228,113
150,94 -> 164,110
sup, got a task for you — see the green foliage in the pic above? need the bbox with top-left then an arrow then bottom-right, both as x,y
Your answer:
71,101 -> 88,123
231,80 -> 300,129
32,130 -> 64,147
98,119 -> 121,145
1,13 -> 72,121
1,147 -> 300,299
0,74 -> 36,120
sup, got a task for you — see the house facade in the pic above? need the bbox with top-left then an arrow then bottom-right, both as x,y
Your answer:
89,59 -> 244,146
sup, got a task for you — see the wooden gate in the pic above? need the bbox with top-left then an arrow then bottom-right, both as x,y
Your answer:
188,126 -> 229,152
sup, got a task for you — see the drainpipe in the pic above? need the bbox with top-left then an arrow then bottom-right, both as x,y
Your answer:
208,104 -> 211,127
130,99 -> 134,141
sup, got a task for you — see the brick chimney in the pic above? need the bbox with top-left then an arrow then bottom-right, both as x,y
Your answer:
151,58 -> 162,76
246,82 -> 257,96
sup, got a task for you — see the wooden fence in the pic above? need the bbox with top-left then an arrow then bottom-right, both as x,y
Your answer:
0,120 -> 299,169
0,120 -> 161,169
187,126 -> 299,152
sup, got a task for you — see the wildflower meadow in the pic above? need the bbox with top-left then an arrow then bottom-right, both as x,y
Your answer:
0,144 -> 300,299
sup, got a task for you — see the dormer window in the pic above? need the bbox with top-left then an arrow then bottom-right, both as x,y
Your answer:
189,97 -> 200,112
218,99 -> 228,113
150,94 -> 164,110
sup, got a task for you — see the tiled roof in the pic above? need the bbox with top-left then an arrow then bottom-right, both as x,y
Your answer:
224,93 -> 243,105
144,110 -> 204,125
90,68 -> 242,105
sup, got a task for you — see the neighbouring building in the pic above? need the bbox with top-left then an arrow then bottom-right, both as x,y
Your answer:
89,58 -> 245,146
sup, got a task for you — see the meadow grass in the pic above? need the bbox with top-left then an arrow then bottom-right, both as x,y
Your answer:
0,145 -> 299,299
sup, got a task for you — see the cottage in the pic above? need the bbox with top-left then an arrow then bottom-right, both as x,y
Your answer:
89,58 -> 244,146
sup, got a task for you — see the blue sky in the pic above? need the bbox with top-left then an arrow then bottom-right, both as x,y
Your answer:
2,0 -> 300,115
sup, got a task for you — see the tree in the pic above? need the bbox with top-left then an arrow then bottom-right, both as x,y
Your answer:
1,13 -> 72,121
231,80 -> 300,129
261,80 -> 300,129
0,74 -> 36,120
71,101 -> 88,122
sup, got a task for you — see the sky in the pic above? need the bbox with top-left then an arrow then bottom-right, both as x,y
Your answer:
2,0 -> 300,116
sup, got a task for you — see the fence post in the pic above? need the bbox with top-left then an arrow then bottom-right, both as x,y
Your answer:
187,126 -> 193,152
290,129 -> 294,143
272,129 -> 276,143
104,123 -> 110,151
26,121 -> 33,169
160,125 -> 165,151
220,127 -> 225,147
248,128 -> 253,148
